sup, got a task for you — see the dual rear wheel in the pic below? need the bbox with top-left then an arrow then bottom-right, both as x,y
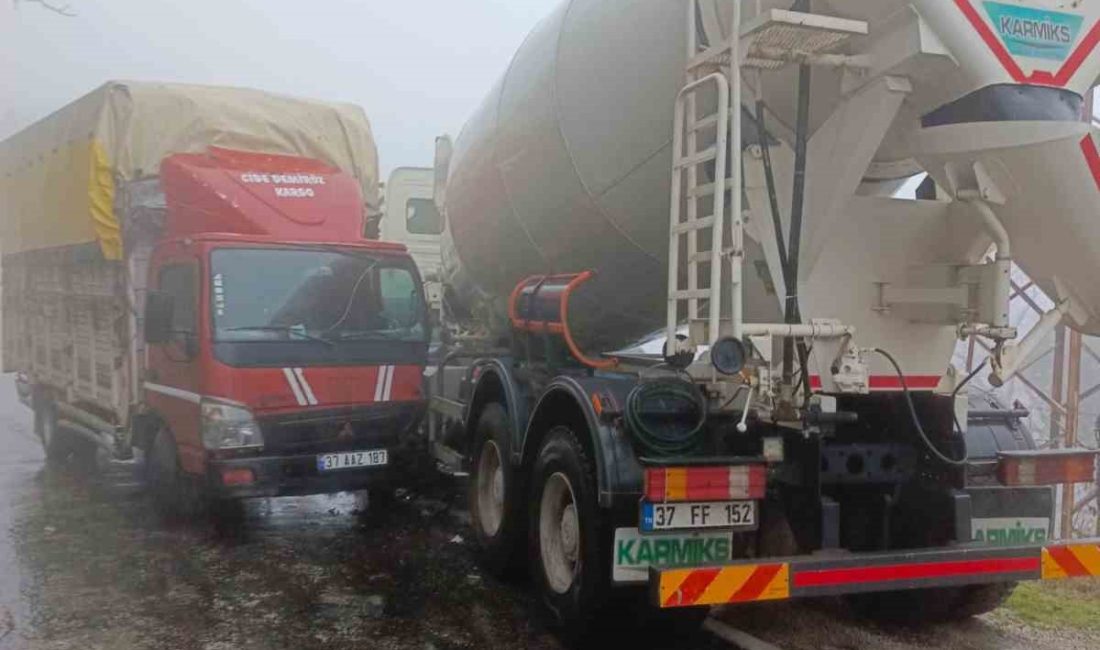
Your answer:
526,426 -> 609,636
468,406 -> 706,640
469,406 -> 604,630
34,401 -> 96,466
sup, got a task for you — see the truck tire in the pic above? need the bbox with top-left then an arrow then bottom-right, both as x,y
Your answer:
527,426 -> 609,640
36,402 -> 73,462
147,427 -> 199,517
468,403 -> 525,576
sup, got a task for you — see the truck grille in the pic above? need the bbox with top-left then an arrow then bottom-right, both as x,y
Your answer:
258,402 -> 423,455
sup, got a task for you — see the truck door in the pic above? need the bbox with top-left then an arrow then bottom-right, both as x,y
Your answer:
144,257 -> 206,475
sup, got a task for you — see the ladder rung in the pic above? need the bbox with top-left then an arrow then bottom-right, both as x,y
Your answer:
689,182 -> 721,197
688,251 -> 719,263
671,289 -> 713,300
690,114 -> 721,132
675,146 -> 718,169
672,216 -> 715,234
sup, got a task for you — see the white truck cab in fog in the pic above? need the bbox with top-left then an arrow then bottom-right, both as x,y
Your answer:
381,167 -> 443,312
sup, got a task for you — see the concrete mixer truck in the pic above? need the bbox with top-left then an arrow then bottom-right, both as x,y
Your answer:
417,0 -> 1100,636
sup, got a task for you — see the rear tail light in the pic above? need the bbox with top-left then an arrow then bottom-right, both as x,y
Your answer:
645,465 -> 766,502
997,450 -> 1096,486
220,468 -> 256,486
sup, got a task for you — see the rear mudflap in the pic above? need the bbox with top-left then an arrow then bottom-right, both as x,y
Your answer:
968,486 -> 1054,545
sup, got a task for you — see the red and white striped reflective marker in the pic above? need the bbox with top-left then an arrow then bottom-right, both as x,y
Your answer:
645,465 -> 766,502
659,563 -> 789,607
655,541 -> 1100,608
1042,543 -> 1100,579
997,449 -> 1097,486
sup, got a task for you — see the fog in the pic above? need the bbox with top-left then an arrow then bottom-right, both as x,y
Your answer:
0,0 -> 561,173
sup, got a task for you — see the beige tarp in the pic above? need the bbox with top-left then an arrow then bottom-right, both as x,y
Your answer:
0,80 -> 380,260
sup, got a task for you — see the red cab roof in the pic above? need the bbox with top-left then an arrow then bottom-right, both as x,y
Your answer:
160,147 -> 395,249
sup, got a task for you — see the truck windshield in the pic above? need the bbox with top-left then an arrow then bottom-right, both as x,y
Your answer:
211,248 -> 428,344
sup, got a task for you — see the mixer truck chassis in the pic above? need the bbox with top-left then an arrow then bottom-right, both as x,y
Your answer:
425,272 -> 1100,631
420,0 -> 1100,635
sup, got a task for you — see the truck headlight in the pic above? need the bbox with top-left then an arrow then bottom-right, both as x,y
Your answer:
201,398 -> 263,450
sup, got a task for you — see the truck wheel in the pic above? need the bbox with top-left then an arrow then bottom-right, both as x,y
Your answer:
468,403 -> 524,576
528,426 -> 608,638
147,427 -> 199,517
36,403 -> 72,462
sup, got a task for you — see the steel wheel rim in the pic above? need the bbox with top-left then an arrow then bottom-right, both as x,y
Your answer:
476,440 -> 505,537
539,471 -> 579,594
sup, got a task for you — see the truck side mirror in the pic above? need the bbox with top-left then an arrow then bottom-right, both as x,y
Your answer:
144,291 -> 174,345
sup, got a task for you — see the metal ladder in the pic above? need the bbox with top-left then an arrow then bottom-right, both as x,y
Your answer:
666,1 -> 868,359
666,72 -> 731,355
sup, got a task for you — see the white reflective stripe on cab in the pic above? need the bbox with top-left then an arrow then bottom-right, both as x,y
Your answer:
373,366 -> 384,401
374,365 -> 394,402
383,365 -> 394,401
144,382 -> 202,404
293,367 -> 318,406
283,367 -> 308,406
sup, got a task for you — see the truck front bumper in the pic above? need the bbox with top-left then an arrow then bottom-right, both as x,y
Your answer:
651,540 -> 1100,608
206,454 -> 391,499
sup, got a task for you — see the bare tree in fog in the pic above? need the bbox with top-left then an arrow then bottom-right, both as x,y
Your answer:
15,0 -> 75,17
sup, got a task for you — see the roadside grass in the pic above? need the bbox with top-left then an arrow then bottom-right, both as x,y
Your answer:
1000,580 -> 1100,632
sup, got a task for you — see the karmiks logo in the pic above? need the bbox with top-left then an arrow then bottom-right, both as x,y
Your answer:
984,1 -> 1084,61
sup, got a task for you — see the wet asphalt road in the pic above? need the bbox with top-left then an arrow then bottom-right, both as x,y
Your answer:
0,375 -> 554,650
0,373 -> 1095,650
0,375 -> 725,650
0,375 -> 38,648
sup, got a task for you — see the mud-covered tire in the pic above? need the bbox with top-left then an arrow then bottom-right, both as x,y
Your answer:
67,435 -> 100,473
36,402 -> 73,462
147,427 -> 199,517
468,403 -> 525,577
528,426 -> 609,641
848,582 -> 1015,624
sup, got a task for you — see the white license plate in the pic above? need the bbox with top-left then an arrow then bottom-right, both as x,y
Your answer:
613,528 -> 733,583
641,500 -> 756,532
316,449 -> 388,472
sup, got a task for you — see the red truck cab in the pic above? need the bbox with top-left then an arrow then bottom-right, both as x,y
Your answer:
140,148 -> 429,501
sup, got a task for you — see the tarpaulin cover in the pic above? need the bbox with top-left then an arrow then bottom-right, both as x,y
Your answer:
0,80 -> 380,260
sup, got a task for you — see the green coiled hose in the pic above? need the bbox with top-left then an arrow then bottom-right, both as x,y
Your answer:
624,378 -> 708,457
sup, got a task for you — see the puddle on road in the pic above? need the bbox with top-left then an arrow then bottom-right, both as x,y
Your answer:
11,458 -> 561,650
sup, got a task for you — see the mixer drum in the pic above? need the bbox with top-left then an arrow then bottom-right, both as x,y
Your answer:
440,0 -> 782,352
442,0 -> 684,351
442,0 -> 1100,353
